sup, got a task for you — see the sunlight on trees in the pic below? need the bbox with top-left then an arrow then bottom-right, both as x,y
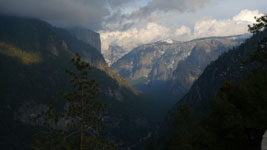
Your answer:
0,42 -> 42,64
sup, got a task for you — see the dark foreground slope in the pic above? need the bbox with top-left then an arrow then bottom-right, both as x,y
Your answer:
0,15 -> 152,150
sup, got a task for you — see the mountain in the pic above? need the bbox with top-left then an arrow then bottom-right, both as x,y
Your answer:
111,35 -> 249,115
171,35 -> 249,97
170,28 -> 267,117
112,36 -> 248,83
150,26 -> 267,150
69,27 -> 101,52
104,44 -> 126,65
54,27 -> 106,67
0,15 -> 152,150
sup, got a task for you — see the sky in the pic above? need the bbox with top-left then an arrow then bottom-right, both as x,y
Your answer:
0,0 -> 266,53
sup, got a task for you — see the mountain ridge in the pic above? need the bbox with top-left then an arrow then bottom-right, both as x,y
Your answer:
171,28 -> 267,117
112,35 -> 249,103
0,15 -> 151,150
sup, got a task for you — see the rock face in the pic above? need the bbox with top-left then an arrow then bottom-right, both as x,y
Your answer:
112,41 -> 190,82
113,36 -> 248,83
69,27 -> 101,52
54,27 -> 106,67
112,35 -> 249,101
104,44 -> 126,65
172,29 -> 267,115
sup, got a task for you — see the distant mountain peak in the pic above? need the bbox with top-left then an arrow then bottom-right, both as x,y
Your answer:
103,44 -> 127,66
162,39 -> 175,44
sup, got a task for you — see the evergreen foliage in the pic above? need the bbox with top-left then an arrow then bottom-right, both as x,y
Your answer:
63,53 -> 117,150
248,14 -> 267,66
32,53 -> 117,150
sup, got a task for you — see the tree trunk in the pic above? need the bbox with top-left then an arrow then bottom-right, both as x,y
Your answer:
81,122 -> 84,150
81,88 -> 84,150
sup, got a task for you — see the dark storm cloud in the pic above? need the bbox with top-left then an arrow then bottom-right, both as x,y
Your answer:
131,0 -> 215,20
144,0 -> 214,13
0,0 -> 214,30
0,0 -> 133,30
107,0 -> 134,7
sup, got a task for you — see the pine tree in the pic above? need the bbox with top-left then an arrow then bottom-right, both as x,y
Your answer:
32,53 -> 117,150
248,14 -> 267,66
62,53 -> 116,150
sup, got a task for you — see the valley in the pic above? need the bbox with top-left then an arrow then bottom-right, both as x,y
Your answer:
0,5 -> 266,150
111,35 -> 249,119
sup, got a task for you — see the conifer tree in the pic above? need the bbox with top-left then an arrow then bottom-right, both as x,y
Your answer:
62,53 -> 116,150
32,53 -> 117,150
248,14 -> 267,66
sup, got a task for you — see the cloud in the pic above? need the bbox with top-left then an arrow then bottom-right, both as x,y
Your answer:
175,26 -> 192,36
192,9 -> 263,38
0,0 -> 214,31
233,9 -> 262,23
100,23 -> 172,52
0,0 -> 133,30
141,0 -> 214,15
100,9 -> 263,54
101,0 -> 215,31
0,0 -> 217,54
100,0 -> 215,49
0,0 -> 263,61
100,24 -> 193,53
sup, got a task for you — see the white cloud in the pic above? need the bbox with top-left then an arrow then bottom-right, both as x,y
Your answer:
100,23 -> 171,53
192,9 -> 263,38
175,26 -> 192,36
193,19 -> 246,37
100,0 -> 215,31
233,9 -> 262,23
100,9 -> 264,55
